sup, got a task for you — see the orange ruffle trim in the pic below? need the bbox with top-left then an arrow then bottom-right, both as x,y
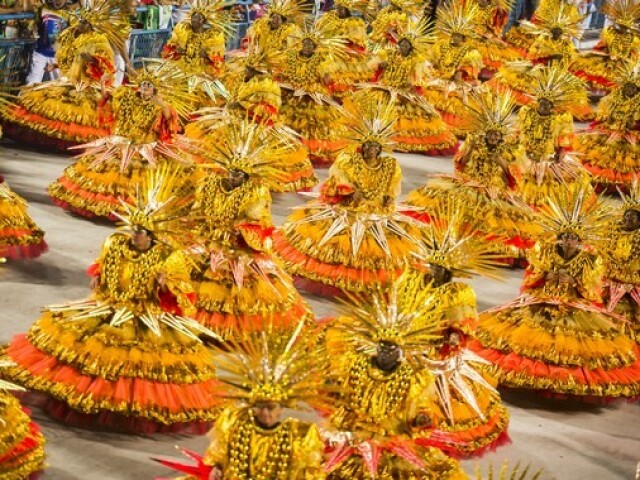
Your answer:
7,105 -> 111,141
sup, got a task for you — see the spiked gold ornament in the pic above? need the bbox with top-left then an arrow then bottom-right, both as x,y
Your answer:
185,0 -> 235,39
614,58 -> 640,86
338,94 -> 397,150
602,0 -> 640,29
68,0 -> 131,53
465,86 -> 518,136
520,2 -> 585,40
475,463 -> 544,480
289,19 -> 349,61
331,279 -> 445,364
393,17 -> 435,56
436,0 -> 482,39
534,185 -> 614,245
266,0 -> 312,21
618,179 -> 640,210
527,64 -> 588,111
212,320 -> 327,409
412,197 -> 508,280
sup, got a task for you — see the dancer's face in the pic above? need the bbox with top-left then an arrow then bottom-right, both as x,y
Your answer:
269,13 -> 284,30
623,209 -> 640,231
244,66 -> 259,82
614,23 -> 629,34
253,402 -> 283,428
551,27 -> 563,40
49,0 -> 66,10
485,130 -> 503,148
451,33 -> 464,46
477,0 -> 491,7
139,81 -> 156,99
623,82 -> 639,98
398,38 -> 413,57
227,169 -> 249,189
559,233 -> 580,259
375,341 -> 402,371
301,39 -> 316,57
429,264 -> 453,287
336,5 -> 350,18
362,141 -> 382,161
537,99 -> 554,116
77,20 -> 91,34
132,229 -> 153,252
191,12 -> 205,31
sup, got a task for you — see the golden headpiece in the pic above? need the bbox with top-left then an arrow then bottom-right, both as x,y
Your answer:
520,2 -> 585,40
185,0 -> 234,39
70,0 -> 130,52
614,59 -> 640,87
290,19 -> 348,59
132,61 -> 200,120
213,321 -> 326,408
338,93 -> 396,151
412,197 -> 507,280
331,280 -> 444,363
603,0 -> 640,29
197,119 -> 294,189
267,0 -> 311,20
618,179 -> 640,211
334,0 -> 369,13
394,17 -> 435,55
534,185 -> 613,244
112,164 -> 192,249
466,87 -> 518,136
0,360 -> 26,394
387,0 -> 424,15
436,0 -> 481,38
527,64 -> 587,111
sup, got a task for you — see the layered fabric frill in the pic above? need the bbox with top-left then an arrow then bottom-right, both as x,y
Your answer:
475,38 -> 522,78
164,246 -> 313,341
0,183 -> 48,260
470,297 -> 640,399
325,442 -> 467,480
405,178 -> 537,263
571,54 -> 618,96
2,302 -> 222,434
573,117 -> 640,192
0,394 -> 45,480
1,82 -> 111,153
273,202 -> 425,297
48,138 -> 195,220
279,91 -> 346,167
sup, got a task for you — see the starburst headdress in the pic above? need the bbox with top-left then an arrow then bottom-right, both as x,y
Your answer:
212,320 -> 326,408
290,19 -> 348,59
412,198 -> 507,280
185,0 -> 235,38
333,0 -> 369,13
266,0 -> 311,21
338,94 -> 397,151
386,0 -> 423,16
197,119 -> 295,190
527,64 -> 587,111
465,87 -> 518,136
112,164 -> 193,250
70,0 -> 130,52
436,0 -> 481,39
603,0 -> 640,29
393,17 -> 435,56
614,58 -> 640,87
534,185 -> 613,245
520,2 -> 585,40
331,281 -> 444,364
618,179 -> 640,211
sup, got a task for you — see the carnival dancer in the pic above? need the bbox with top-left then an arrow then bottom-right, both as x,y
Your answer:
470,187 -> 640,400
425,1 -> 484,137
0,360 -> 46,479
317,0 -> 371,96
573,61 -> 640,191
0,178 -> 47,261
398,202 -> 510,458
322,284 -> 467,479
161,0 -> 232,106
603,182 -> 640,342
155,322 -> 326,480
468,0 -> 521,79
245,0 -> 305,53
489,2 -> 593,120
572,0 -> 640,96
163,121 -> 313,341
188,47 -> 318,192
1,0 -> 128,152
367,19 -> 459,155
48,63 -> 197,220
274,21 -> 347,166
405,88 -> 536,266
273,98 -> 425,297
369,0 -> 421,47
1,168 -> 223,433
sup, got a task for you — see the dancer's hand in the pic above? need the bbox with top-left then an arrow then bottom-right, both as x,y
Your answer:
210,467 -> 222,480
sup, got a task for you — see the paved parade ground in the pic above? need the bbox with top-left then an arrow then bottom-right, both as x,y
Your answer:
1,144 -> 639,479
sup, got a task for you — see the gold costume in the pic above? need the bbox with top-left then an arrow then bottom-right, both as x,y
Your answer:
0,181 -> 47,260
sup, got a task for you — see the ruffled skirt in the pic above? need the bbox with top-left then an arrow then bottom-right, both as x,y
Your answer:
0,394 -> 45,480
2,309 -> 221,433
470,298 -> 640,399
0,187 -> 47,260
571,55 -> 617,96
273,203 -> 424,296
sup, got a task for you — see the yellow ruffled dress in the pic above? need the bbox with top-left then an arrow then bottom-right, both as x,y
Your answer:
0,181 -> 47,260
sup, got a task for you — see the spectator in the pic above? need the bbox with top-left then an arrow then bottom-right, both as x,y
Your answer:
26,0 -> 72,84
248,0 -> 266,21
